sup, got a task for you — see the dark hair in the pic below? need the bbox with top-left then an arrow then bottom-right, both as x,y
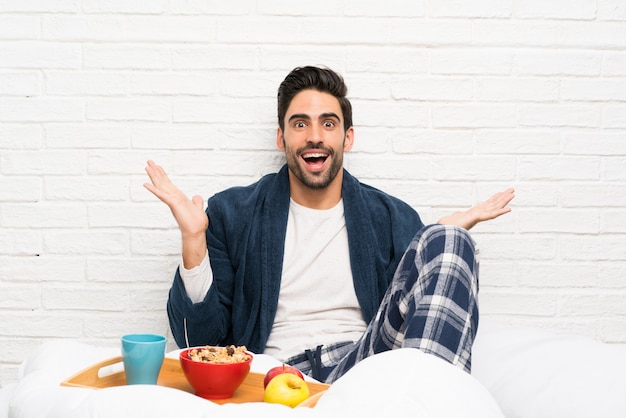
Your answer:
277,66 -> 353,132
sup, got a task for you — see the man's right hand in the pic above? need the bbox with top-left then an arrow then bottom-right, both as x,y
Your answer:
144,160 -> 209,269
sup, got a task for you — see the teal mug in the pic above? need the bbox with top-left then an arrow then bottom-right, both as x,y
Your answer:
121,334 -> 167,385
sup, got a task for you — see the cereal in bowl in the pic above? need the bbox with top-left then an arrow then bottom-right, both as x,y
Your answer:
188,345 -> 251,364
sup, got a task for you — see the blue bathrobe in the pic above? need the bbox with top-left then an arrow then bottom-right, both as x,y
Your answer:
167,164 -> 424,353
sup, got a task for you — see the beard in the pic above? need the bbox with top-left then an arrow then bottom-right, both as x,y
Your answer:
282,137 -> 344,190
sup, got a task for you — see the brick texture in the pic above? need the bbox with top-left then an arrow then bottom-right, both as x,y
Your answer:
1,1 -> 625,388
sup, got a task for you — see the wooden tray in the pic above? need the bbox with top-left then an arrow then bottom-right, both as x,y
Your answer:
61,356 -> 329,407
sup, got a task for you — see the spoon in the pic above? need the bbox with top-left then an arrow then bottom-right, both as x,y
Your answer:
184,317 -> 190,349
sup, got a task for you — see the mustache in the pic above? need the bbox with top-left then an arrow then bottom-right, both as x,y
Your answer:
296,143 -> 334,156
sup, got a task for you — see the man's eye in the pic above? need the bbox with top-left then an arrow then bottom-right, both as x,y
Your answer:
323,121 -> 335,128
294,121 -> 306,128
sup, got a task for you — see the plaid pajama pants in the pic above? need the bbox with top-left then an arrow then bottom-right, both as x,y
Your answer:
285,224 -> 479,384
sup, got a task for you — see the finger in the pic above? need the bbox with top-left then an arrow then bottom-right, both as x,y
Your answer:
143,181 -> 164,200
144,165 -> 157,185
493,206 -> 512,216
145,160 -> 168,179
502,188 -> 515,200
497,190 -> 515,207
488,188 -> 515,207
146,166 -> 172,190
145,160 -> 158,175
493,207 -> 512,219
154,163 -> 167,177
482,206 -> 512,221
145,161 -> 160,181
192,195 -> 204,209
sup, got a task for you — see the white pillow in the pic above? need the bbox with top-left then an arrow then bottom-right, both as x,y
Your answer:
315,348 -> 504,418
0,384 -> 16,418
19,340 -> 118,383
6,341 -> 118,418
472,320 -> 626,418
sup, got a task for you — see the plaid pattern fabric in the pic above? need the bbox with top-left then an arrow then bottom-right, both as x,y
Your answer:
286,341 -> 355,382
285,224 -> 479,384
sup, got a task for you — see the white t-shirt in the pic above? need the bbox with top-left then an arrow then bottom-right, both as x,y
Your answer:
180,198 -> 367,361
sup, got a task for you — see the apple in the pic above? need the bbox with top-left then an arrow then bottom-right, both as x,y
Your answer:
263,364 -> 304,388
263,373 -> 310,408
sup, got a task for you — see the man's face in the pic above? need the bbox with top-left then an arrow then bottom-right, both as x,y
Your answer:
277,89 -> 354,190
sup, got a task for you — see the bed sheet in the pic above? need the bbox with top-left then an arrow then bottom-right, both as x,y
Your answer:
4,319 -> 626,418
472,320 -> 626,418
0,342 -> 503,418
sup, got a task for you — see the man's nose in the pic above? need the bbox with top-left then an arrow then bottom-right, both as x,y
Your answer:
307,124 -> 323,143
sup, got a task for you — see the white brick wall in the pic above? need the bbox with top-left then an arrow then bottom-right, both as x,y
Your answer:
1,1 -> 626,387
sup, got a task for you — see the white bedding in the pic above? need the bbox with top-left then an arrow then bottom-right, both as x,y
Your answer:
2,319 -> 626,418
472,321 -> 626,418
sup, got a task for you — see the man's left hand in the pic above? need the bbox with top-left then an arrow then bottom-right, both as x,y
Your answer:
438,187 -> 515,230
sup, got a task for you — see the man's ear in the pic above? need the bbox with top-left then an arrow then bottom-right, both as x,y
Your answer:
343,126 -> 355,152
276,127 -> 285,151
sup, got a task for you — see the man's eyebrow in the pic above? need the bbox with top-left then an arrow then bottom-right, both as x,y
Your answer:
288,113 -> 311,123
287,112 -> 342,123
320,112 -> 341,121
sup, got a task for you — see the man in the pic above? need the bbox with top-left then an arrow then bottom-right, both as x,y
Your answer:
144,66 -> 514,383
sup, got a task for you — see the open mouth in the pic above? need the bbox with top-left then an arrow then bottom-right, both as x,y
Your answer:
301,151 -> 329,170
